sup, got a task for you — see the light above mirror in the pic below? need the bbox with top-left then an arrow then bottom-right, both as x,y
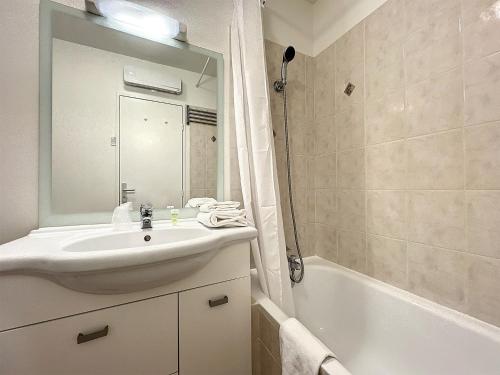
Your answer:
85,0 -> 187,41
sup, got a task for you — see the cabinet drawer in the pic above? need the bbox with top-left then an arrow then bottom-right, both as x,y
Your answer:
179,277 -> 251,375
0,293 -> 178,375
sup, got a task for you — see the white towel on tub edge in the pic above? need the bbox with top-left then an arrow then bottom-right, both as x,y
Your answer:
280,318 -> 340,375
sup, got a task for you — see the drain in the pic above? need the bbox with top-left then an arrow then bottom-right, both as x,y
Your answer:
144,235 -> 151,242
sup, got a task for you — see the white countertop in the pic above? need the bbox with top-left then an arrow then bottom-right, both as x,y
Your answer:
0,219 -> 257,275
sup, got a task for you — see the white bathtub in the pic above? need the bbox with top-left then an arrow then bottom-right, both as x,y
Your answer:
252,256 -> 500,375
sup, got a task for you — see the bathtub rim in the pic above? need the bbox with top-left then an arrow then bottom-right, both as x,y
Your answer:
251,255 -> 500,344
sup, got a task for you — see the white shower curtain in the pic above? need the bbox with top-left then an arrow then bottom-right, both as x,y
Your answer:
230,0 -> 294,316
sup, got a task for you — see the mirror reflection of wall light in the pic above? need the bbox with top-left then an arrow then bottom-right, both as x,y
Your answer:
85,0 -> 187,41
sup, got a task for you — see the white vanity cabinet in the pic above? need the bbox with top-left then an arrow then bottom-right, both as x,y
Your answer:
0,241 -> 252,375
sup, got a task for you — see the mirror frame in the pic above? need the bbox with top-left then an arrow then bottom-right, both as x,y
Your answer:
39,0 -> 224,227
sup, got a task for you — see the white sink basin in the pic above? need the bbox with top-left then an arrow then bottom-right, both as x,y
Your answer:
63,227 -> 211,252
0,221 -> 257,294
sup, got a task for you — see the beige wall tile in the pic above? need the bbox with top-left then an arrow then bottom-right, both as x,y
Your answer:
367,235 -> 408,288
467,191 -> 500,258
462,0 -> 500,60
408,191 -> 465,250
338,189 -> 366,232
406,68 -> 464,137
230,189 -> 243,206
366,52 -> 404,102
365,0 -> 405,101
305,56 -> 315,122
404,4 -> 461,85
407,130 -> 464,189
290,117 -> 313,156
365,0 -> 406,49
405,0 -> 460,34
464,52 -> 500,126
259,340 -> 281,375
303,223 -> 317,257
272,113 -> 285,142
338,230 -> 366,273
336,101 -> 364,151
259,309 -> 280,360
306,192 -> 316,224
366,140 -> 406,189
338,148 -> 365,189
315,224 -> 338,262
468,255 -> 500,326
313,154 -> 336,189
336,64 -> 364,114
335,22 -> 364,74
314,115 -> 336,155
408,242 -> 468,310
366,90 -> 406,145
367,190 -> 407,240
465,122 -> 500,189
315,189 -> 337,224
291,155 -> 309,191
314,45 -> 335,119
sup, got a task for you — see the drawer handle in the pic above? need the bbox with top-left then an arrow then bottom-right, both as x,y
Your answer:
209,296 -> 229,308
77,325 -> 109,344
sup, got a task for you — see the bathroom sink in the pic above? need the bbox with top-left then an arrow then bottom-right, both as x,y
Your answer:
0,221 -> 257,294
63,227 -> 211,252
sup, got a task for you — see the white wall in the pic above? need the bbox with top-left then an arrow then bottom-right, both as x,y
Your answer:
0,0 -> 233,244
52,38 -> 216,214
262,0 -> 389,57
262,0 -> 314,56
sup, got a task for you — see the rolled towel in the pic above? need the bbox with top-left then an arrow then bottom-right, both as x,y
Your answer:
320,358 -> 351,375
197,209 -> 247,228
185,197 -> 217,208
199,201 -> 241,212
280,318 -> 336,375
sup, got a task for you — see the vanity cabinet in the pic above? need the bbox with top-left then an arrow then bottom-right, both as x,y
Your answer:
0,294 -> 179,375
0,242 -> 252,375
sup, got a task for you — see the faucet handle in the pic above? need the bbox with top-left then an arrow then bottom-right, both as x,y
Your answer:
140,203 -> 153,217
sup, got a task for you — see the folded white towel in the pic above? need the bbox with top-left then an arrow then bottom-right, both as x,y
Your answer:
280,318 -> 335,375
185,197 -> 217,208
199,201 -> 241,212
197,209 -> 247,228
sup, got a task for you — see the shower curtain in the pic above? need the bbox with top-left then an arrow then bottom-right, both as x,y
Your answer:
230,0 -> 294,316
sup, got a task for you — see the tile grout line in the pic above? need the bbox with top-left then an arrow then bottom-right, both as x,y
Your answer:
459,3 -> 470,312
363,19 -> 368,274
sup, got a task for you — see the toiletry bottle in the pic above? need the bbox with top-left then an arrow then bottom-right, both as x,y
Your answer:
111,202 -> 133,231
171,208 -> 179,225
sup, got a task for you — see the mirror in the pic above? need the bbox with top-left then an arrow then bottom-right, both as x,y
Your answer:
39,0 -> 224,226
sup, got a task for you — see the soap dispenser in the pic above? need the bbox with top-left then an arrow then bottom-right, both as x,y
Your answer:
111,202 -> 133,231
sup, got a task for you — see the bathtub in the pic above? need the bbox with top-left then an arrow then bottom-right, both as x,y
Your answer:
251,256 -> 500,375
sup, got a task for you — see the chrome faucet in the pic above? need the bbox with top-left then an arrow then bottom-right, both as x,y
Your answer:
140,203 -> 153,230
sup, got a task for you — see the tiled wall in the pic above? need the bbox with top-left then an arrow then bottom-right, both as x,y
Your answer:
189,123 -> 218,199
265,40 -> 316,256
265,0 -> 500,328
251,304 -> 282,375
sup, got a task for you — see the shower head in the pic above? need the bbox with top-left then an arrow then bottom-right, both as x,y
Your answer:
282,46 -> 295,64
274,46 -> 295,92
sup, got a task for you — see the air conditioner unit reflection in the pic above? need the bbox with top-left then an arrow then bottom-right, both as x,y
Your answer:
123,65 -> 182,95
